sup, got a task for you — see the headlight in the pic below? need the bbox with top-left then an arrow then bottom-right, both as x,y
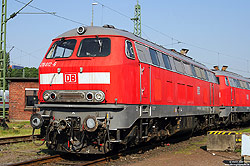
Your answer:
50,92 -> 57,100
86,118 -> 96,129
95,91 -> 105,102
86,92 -> 94,101
43,93 -> 50,101
83,115 -> 98,132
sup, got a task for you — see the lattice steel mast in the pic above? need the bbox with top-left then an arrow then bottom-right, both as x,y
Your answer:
131,0 -> 141,36
0,0 -> 7,119
0,0 -> 33,120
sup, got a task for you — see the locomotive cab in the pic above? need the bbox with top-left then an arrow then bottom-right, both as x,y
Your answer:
32,26 -> 141,153
38,27 -> 139,105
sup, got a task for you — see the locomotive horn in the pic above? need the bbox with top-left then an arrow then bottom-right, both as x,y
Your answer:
77,26 -> 86,35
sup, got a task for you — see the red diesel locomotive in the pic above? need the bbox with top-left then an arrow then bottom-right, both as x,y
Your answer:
214,69 -> 250,123
30,25 -> 250,153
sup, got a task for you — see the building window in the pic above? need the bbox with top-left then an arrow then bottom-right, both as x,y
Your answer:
25,88 -> 38,107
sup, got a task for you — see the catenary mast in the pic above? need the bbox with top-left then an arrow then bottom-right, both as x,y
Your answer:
131,0 -> 141,36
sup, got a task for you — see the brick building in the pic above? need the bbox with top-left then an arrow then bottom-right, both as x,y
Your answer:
7,78 -> 39,121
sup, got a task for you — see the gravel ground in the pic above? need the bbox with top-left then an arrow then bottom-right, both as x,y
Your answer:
0,134 -> 246,166
0,142 -> 54,165
108,135 -> 243,166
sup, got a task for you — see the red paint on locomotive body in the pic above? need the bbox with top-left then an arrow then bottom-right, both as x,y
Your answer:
148,65 -> 220,107
39,32 -> 220,109
33,26 -> 250,154
39,36 -> 140,104
31,26 -> 250,154
215,73 -> 250,107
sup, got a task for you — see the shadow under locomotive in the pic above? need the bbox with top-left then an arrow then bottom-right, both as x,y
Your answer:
30,102 -> 250,154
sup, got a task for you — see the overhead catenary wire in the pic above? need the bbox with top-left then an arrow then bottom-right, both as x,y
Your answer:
13,0 -> 247,63
200,60 -> 250,76
14,0 -> 86,26
93,0 -> 250,75
11,1 -> 250,75
7,44 -> 44,68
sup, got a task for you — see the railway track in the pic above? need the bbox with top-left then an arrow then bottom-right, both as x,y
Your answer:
7,155 -> 62,166
6,154 -> 111,166
4,125 -> 249,166
4,141 -> 157,166
6,140 -> 168,166
0,135 -> 38,145
6,153 -> 119,166
1,131 -> 215,166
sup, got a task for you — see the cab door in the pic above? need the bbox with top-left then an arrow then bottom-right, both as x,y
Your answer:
140,63 -> 151,104
230,87 -> 235,106
210,83 -> 214,106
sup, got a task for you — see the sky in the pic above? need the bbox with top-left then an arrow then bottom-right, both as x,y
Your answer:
6,0 -> 250,77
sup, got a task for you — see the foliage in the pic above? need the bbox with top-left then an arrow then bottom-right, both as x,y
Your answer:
8,67 -> 38,78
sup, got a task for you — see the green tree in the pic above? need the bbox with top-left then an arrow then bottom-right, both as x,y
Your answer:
9,67 -> 38,78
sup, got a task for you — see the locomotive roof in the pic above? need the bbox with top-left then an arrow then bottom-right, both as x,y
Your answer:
213,70 -> 250,82
57,26 -> 209,70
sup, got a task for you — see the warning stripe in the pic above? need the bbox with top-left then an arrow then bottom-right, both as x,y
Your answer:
208,131 -> 242,142
207,131 -> 242,135
236,139 -> 242,142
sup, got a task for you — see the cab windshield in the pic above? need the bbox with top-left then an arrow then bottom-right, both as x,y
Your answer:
77,37 -> 111,57
46,39 -> 76,59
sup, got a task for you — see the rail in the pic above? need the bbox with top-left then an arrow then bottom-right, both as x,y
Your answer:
0,135 -> 38,145
7,155 -> 62,166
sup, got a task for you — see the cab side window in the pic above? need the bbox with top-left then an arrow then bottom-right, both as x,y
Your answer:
162,53 -> 171,70
149,48 -> 159,66
225,77 -> 229,86
125,40 -> 135,59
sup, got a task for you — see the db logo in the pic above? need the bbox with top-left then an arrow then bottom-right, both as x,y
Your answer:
65,74 -> 77,83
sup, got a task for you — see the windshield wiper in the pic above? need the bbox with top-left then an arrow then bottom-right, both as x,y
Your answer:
50,73 -> 56,86
96,35 -> 103,53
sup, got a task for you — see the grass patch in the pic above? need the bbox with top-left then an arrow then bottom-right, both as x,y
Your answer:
10,141 -> 47,152
175,137 -> 207,155
235,148 -> 241,153
238,128 -> 250,133
190,138 -> 207,145
175,145 -> 198,155
0,121 -> 39,138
